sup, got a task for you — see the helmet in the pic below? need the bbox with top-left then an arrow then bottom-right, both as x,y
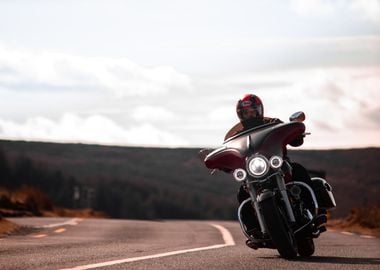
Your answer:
236,94 -> 264,122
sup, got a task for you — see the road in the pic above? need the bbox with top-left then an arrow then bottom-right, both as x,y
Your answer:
0,217 -> 379,270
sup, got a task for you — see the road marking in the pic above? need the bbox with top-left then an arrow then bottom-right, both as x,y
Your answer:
360,235 -> 375,239
54,228 -> 66,233
209,223 -> 235,246
27,218 -> 82,239
59,223 -> 235,270
41,218 -> 83,228
32,234 -> 47,238
329,230 -> 377,239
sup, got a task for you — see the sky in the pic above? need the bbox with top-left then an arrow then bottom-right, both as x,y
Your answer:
0,0 -> 379,149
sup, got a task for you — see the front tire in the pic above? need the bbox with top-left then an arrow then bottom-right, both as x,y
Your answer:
297,237 -> 315,257
260,196 -> 298,259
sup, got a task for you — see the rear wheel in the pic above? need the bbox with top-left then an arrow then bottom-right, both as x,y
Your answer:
260,196 -> 298,259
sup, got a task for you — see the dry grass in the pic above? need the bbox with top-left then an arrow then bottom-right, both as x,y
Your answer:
0,186 -> 53,216
0,218 -> 20,235
327,205 -> 380,237
44,208 -> 107,218
0,185 -> 106,237
0,186 -> 106,218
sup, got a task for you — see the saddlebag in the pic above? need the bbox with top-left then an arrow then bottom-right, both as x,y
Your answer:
311,177 -> 336,209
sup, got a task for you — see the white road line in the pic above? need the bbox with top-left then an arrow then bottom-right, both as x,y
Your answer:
209,223 -> 235,246
54,228 -> 66,233
41,218 -> 83,228
59,223 -> 235,270
329,230 -> 377,239
360,235 -> 375,239
32,234 -> 48,238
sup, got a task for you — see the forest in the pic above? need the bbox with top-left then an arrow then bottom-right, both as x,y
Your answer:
0,139 -> 379,219
0,141 -> 237,219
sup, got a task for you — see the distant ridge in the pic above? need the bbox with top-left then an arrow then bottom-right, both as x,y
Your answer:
0,139 -> 379,219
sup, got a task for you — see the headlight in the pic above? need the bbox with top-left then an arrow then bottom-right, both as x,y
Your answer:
233,169 -> 247,182
247,156 -> 269,177
269,156 -> 283,169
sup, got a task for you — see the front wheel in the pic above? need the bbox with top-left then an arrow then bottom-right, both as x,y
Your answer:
260,196 -> 298,259
297,237 -> 315,257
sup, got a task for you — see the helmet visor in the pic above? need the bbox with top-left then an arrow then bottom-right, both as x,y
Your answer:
241,107 -> 260,120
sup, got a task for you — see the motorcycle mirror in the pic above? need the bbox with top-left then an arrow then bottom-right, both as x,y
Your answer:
289,111 -> 305,122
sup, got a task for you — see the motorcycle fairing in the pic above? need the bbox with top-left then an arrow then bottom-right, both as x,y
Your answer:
248,122 -> 305,157
204,146 -> 245,171
204,122 -> 305,171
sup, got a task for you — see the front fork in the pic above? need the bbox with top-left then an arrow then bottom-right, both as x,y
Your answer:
240,175 -> 296,236
275,174 -> 296,223
246,182 -> 268,234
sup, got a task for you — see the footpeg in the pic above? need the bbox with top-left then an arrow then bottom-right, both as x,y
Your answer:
246,239 -> 260,250
245,238 -> 275,249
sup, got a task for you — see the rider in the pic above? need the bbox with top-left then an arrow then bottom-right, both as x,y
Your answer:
228,94 -> 321,247
224,94 -> 282,141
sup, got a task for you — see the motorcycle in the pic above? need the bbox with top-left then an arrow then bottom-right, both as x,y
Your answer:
202,112 -> 336,259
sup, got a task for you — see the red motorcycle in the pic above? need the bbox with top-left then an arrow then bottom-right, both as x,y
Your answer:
202,112 -> 336,259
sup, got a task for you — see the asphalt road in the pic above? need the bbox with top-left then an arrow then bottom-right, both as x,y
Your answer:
0,217 -> 379,270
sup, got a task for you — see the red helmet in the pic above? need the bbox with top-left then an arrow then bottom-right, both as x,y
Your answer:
236,94 -> 264,122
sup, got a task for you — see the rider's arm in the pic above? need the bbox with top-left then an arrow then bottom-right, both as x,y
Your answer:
263,117 -> 283,124
224,122 -> 244,141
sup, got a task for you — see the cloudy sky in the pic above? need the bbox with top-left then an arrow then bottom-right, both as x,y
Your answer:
0,0 -> 379,149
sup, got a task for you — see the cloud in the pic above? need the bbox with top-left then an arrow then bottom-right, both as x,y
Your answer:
209,35 -> 380,73
0,45 -> 379,149
304,67 -> 380,107
1,65 -> 378,149
131,106 -> 177,122
312,120 -> 337,132
207,106 -> 236,123
0,47 -> 192,96
197,65 -> 380,148
289,0 -> 335,16
350,0 -> 380,23
365,106 -> 380,126
0,113 -> 189,147
289,0 -> 380,23
246,36 -> 380,56
285,66 -> 380,148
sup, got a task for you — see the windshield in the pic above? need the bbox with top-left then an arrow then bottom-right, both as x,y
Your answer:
223,122 -> 305,157
223,122 -> 279,144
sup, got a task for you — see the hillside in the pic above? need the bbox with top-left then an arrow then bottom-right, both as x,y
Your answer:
0,139 -> 379,219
